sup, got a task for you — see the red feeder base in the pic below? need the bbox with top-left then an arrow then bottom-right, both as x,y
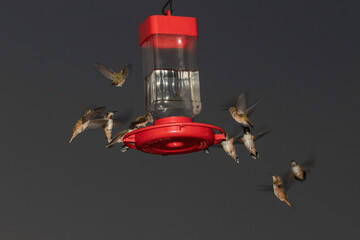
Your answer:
123,116 -> 226,155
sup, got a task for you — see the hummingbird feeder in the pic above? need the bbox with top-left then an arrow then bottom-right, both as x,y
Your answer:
123,5 -> 226,155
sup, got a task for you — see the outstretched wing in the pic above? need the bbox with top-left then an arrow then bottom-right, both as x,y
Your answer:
82,106 -> 105,122
232,135 -> 244,145
95,63 -> 116,80
246,98 -> 261,116
211,142 -> 223,148
301,156 -> 316,172
280,171 -> 295,190
253,131 -> 270,141
121,64 -> 129,79
236,92 -> 247,114
86,119 -> 108,129
256,184 -> 274,192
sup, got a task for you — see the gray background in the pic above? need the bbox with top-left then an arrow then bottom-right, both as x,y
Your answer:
1,0 -> 359,239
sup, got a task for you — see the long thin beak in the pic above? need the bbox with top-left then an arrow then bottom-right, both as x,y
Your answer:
222,109 -> 228,111
266,171 -> 274,176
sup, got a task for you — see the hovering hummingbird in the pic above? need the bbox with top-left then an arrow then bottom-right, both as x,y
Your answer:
269,173 -> 293,208
214,134 -> 240,163
95,63 -> 129,87
106,128 -> 136,148
69,106 -> 107,143
226,92 -> 261,128
129,113 -> 153,129
102,111 -> 118,143
235,127 -> 269,159
285,157 -> 316,182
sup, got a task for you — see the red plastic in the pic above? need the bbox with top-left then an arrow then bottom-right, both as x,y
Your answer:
123,117 -> 226,155
139,11 -> 198,47
141,34 -> 196,49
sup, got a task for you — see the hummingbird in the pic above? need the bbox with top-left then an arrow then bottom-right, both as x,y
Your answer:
285,157 -> 316,182
235,127 -> 269,159
95,63 -> 129,87
226,92 -> 261,128
69,106 -> 107,143
106,128 -> 136,148
214,134 -> 240,164
129,113 -> 153,129
100,111 -> 130,143
269,173 -> 293,208
102,111 -> 118,143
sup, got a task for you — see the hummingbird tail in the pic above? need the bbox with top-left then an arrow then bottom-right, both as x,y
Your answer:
284,199 -> 294,209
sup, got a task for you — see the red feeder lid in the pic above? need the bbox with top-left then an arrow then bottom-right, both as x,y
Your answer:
123,117 -> 226,155
139,11 -> 198,46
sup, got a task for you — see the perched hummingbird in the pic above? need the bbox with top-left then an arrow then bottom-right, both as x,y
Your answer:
235,127 -> 269,159
214,134 -> 240,164
269,173 -> 293,208
286,157 -> 316,182
106,128 -> 136,148
95,63 -> 129,87
69,106 -> 107,143
129,113 -> 153,129
227,92 -> 261,128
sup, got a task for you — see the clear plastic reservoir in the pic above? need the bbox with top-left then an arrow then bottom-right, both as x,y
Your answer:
141,34 -> 202,120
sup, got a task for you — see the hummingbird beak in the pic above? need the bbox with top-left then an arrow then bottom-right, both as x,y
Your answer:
222,109 -> 228,111
266,171 -> 275,176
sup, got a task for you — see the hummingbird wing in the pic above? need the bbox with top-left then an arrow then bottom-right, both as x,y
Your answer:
211,142 -> 223,148
280,171 -> 295,190
253,131 -> 270,141
95,63 -> 116,80
256,184 -> 274,192
112,109 -> 132,127
121,64 -> 130,79
246,98 -> 261,116
87,119 -> 108,129
82,106 -> 106,122
300,156 -> 316,172
129,114 -> 147,129
106,130 -> 128,148
232,136 -> 244,144
113,120 -> 126,128
236,92 -> 247,114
